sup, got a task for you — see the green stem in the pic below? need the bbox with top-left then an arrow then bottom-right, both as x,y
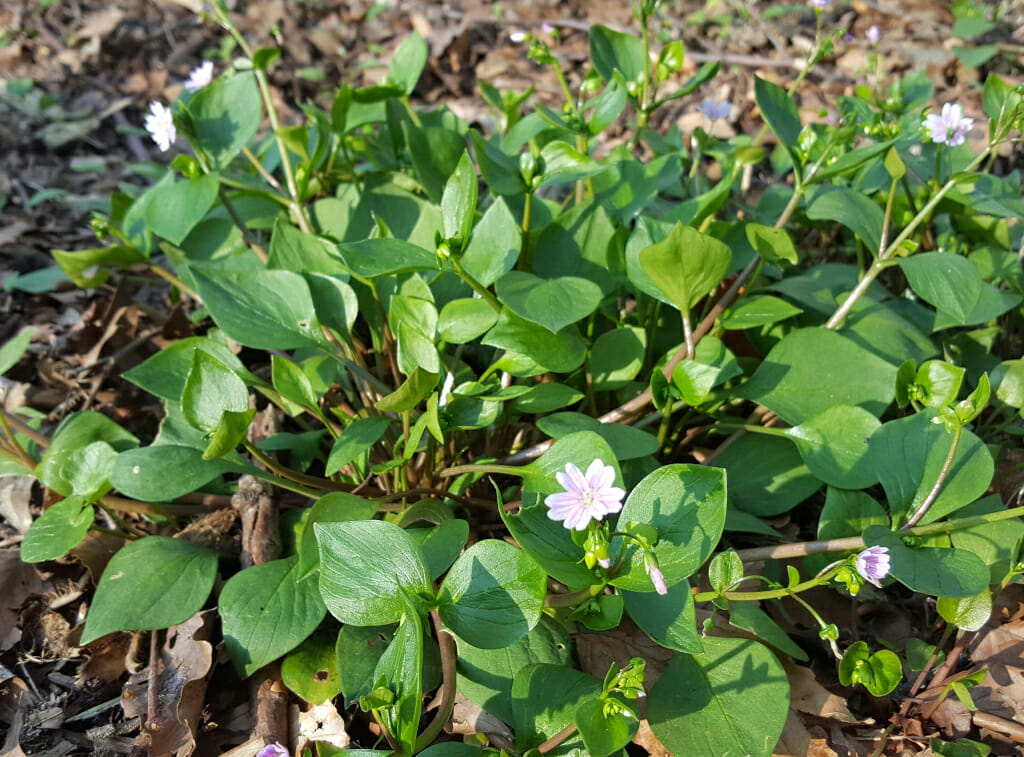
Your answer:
521,191 -> 534,270
693,571 -> 836,603
451,258 -> 502,312
439,463 -> 527,479
546,583 -> 604,608
900,424 -> 963,530
400,95 -> 423,128
538,723 -> 579,755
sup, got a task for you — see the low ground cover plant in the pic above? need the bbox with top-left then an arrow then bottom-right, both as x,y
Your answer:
2,1 -> 1024,755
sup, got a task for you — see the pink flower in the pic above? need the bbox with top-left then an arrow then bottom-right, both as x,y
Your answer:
541,22 -> 555,35
855,546 -> 890,588
184,60 -> 214,92
544,460 -> 625,531
144,101 -> 176,152
866,25 -> 880,45
923,103 -> 974,147
256,743 -> 288,757
647,562 -> 668,595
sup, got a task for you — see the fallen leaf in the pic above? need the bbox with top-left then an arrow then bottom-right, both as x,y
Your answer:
72,9 -> 125,42
297,700 -> 350,752
0,548 -> 48,652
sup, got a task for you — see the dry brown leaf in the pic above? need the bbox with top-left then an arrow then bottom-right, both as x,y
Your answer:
72,9 -> 125,42
632,719 -> 670,757
774,710 -> 840,757
448,691 -> 515,743
784,658 -> 861,724
0,548 -> 48,652
296,701 -> 350,753
0,476 -> 35,534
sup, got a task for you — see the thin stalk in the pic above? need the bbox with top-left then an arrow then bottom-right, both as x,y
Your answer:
693,571 -> 835,603
147,263 -> 199,300
451,258 -> 502,312
538,723 -> 579,755
546,583 -> 604,609
439,463 -> 528,479
521,191 -> 534,270
219,187 -> 268,263
415,613 -> 457,751
0,410 -> 35,471
400,96 -> 423,128
900,424 -> 963,530
242,441 -> 341,497
241,145 -> 283,192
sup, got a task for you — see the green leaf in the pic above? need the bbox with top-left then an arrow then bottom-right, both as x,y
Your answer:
589,25 -> 645,85
297,492 -> 379,579
806,186 -> 885,253
271,354 -> 319,411
745,223 -> 798,266
782,405 -> 880,489
496,272 -> 603,334
864,526 -> 990,598
670,335 -> 742,407
203,407 -> 256,460
372,594 -> 423,756
483,309 -> 587,374
0,327 -> 34,376
191,268 -> 327,350
189,72 -> 262,170
739,328 -> 897,424
455,616 -> 570,724
316,519 -> 432,625
622,580 -> 704,654
337,625 -> 395,705
282,632 -> 341,704
389,31 -> 428,94
268,218 -> 346,275
375,369 -> 439,413
406,520 -> 470,581
404,123 -> 468,204
754,76 -> 802,151
442,151 -> 477,245
716,434 -> 821,517
936,590 -> 992,632
648,637 -> 789,757
21,496 -> 94,563
60,440 -> 118,499
511,664 -> 601,752
535,413 -> 658,461
590,327 -> 645,390
438,540 -> 547,649
334,238 -> 440,278
511,383 -> 584,414
220,556 -> 327,678
729,603 -> 808,660
639,222 -> 731,313
123,336 -> 254,402
52,245 -> 148,288
437,298 -> 499,344
460,197 -> 521,287
325,417 -> 393,476
142,173 -> 219,245
181,350 -> 249,431
817,488 -> 889,541
109,445 -> 239,501
575,696 -> 638,757
898,253 -> 984,325
81,536 -> 218,643
708,550 -> 744,593
950,495 -> 1024,583
468,131 -> 527,197
838,641 -> 902,696
610,465 -> 727,592
536,141 -> 605,188
870,411 -> 993,525
722,295 -> 803,330
36,412 -> 138,497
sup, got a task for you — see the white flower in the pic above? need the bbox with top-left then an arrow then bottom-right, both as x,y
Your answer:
144,101 -> 176,152
866,25 -> 881,45
184,60 -> 214,92
855,546 -> 891,588
810,0 -> 830,7
697,97 -> 732,122
544,460 -> 625,531
923,103 -> 974,147
510,30 -> 528,43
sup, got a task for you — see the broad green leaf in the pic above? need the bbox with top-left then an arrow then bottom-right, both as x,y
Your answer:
639,222 -> 731,313
535,413 -> 659,461
336,625 -> 395,705
53,245 -> 147,288
838,641 -> 901,696
460,197 -> 521,287
437,298 -> 499,344
648,637 -> 789,757
404,123 -> 468,204
610,465 -> 726,592
389,31 -> 428,94
589,25 -> 645,85
745,223 -> 798,265
267,218 -> 346,275
807,186 -> 885,253
950,495 -> 1024,583
511,664 -> 601,752
36,412 -> 138,497
715,434 -> 821,516
738,327 -> 897,424
575,696 -> 637,757
203,406 -> 254,460
189,71 -> 262,170
282,632 -> 342,704
181,350 -> 249,431
297,492 -> 379,578
81,536 -> 218,643
532,200 -> 622,296
511,383 -> 584,414
0,327 -> 34,376
123,336 -> 254,402
590,327 -> 645,390
391,294 -> 440,375
754,76 -> 802,150
708,550 -> 744,594
307,273 -> 360,336
622,580 -> 703,654
670,335 -> 742,407
782,405 -> 880,489
937,590 -> 991,632
271,354 -> 319,411
864,526 -> 990,598
845,302 -> 938,368
468,130 -> 527,197
536,141 -> 605,188
316,519 -> 432,625
406,520 -> 470,581
325,417 -> 393,476
61,440 -> 118,499
372,594 -> 423,757
722,295 -> 803,330
191,268 -> 326,350
438,540 -> 547,649
869,411 -> 993,525
375,368 -> 439,413
496,272 -> 603,334
334,238 -> 439,278
817,488 -> 889,541
483,309 -> 587,374
142,173 -> 219,245
729,603 -> 808,660
110,445 -> 240,500
442,150 -> 477,244
898,253 -> 984,325
21,495 -> 94,563
418,745 -> 483,757
454,616 -> 570,724
220,555 -> 327,677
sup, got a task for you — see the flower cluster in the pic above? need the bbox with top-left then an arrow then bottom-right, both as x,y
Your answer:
544,460 -> 625,531
923,103 -> 974,147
